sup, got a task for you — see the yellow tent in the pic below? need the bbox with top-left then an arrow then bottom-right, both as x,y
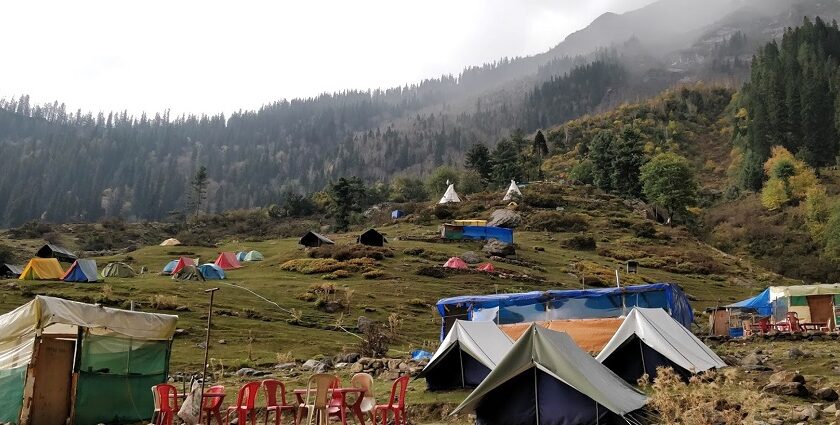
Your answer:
19,258 -> 65,280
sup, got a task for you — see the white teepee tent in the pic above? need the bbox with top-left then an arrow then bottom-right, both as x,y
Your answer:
502,180 -> 522,201
438,184 -> 461,204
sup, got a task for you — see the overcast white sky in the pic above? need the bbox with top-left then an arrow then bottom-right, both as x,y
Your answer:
2,0 -> 655,115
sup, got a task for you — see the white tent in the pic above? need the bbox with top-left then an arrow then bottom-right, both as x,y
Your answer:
453,324 -> 647,424
159,238 -> 181,246
502,180 -> 522,201
438,184 -> 461,204
597,307 -> 726,383
418,320 -> 513,390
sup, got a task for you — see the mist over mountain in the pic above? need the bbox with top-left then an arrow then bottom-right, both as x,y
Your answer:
0,0 -> 838,226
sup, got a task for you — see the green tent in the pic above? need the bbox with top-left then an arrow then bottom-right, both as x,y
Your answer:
0,296 -> 177,425
243,250 -> 264,261
101,262 -> 136,278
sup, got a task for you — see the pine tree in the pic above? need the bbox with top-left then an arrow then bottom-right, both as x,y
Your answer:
588,131 -> 615,192
188,166 -> 208,216
491,139 -> 524,185
610,129 -> 646,198
465,144 -> 493,182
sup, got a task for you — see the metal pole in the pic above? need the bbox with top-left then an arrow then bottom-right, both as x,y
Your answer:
199,288 -> 219,407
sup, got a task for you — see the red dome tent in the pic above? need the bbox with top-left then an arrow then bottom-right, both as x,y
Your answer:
214,252 -> 241,270
171,257 -> 195,275
477,263 -> 495,272
443,257 -> 468,270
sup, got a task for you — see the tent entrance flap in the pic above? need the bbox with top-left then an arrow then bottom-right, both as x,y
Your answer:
29,337 -> 75,425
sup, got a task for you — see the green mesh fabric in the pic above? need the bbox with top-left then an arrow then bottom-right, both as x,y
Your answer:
0,366 -> 26,423
73,335 -> 169,425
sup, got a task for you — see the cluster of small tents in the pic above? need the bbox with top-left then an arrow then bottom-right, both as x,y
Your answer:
443,257 -> 495,272
4,244 -> 137,282
299,229 -> 388,248
437,180 -> 523,205
420,307 -> 726,424
160,250 -> 262,281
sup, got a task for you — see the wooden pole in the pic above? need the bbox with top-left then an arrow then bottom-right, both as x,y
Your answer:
199,288 -> 219,406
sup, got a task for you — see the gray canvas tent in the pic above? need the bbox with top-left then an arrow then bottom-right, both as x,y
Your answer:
299,231 -> 335,248
596,307 -> 726,383
101,262 -> 136,278
35,244 -> 77,263
418,320 -> 513,391
0,264 -> 23,278
453,324 -> 647,425
61,259 -> 99,283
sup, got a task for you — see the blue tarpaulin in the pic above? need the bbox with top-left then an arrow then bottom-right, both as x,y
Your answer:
725,288 -> 772,316
462,226 -> 514,244
436,283 -> 694,339
391,210 -> 405,219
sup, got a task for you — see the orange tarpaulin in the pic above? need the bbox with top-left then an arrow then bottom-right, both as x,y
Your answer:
499,318 -> 625,353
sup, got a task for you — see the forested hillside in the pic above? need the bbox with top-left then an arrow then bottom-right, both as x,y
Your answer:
0,0 -> 837,226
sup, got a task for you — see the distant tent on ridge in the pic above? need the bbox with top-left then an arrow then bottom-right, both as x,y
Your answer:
299,231 -> 335,248
243,250 -> 264,261
197,263 -> 225,280
101,262 -> 136,278
597,307 -> 726,383
453,324 -> 648,425
0,264 -> 23,278
35,244 -> 77,263
438,184 -> 461,204
477,263 -> 495,272
159,238 -> 181,246
418,320 -> 513,391
19,258 -> 65,280
357,229 -> 387,247
61,259 -> 99,283
443,257 -> 468,270
502,180 -> 522,201
214,252 -> 241,270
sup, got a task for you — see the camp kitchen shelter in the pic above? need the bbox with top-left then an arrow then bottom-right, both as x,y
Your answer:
299,231 -> 335,248
441,224 -> 514,244
35,244 -> 77,263
438,184 -> 461,204
214,252 -> 241,270
100,262 -> 136,278
0,296 -> 177,425
19,258 -> 65,281
1,264 -> 23,278
436,283 -> 693,339
61,259 -> 99,283
159,238 -> 181,246
452,324 -> 647,425
725,284 -> 840,333
357,229 -> 387,247
419,320 -> 513,391
597,308 -> 725,383
502,180 -> 522,201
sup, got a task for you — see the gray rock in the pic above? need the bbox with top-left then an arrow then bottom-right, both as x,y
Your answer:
350,363 -> 364,373
789,348 -> 806,359
357,316 -> 372,333
344,353 -> 361,363
302,359 -> 328,373
816,387 -> 839,402
461,251 -> 481,264
740,353 -> 765,367
769,371 -> 806,385
822,403 -> 837,414
335,362 -> 348,369
763,382 -> 810,397
217,339 -> 226,345
795,405 -> 820,421
236,368 -> 266,377
274,363 -> 296,370
482,240 -> 515,257
766,419 -> 783,425
487,209 -> 522,228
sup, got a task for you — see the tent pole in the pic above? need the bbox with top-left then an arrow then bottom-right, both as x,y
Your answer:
534,367 -> 540,425
459,347 -> 465,388
199,288 -> 219,405
639,338 -> 647,378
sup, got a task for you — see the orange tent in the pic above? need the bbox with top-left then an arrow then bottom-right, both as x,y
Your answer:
214,252 -> 241,270
477,263 -> 495,272
443,257 -> 468,270
500,318 -> 624,353
171,256 -> 196,275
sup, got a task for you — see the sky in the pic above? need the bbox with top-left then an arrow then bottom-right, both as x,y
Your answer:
2,0 -> 655,115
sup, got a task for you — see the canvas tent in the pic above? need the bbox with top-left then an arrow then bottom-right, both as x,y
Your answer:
19,258 -> 65,281
357,229 -> 387,247
0,296 -> 177,425
726,284 -> 840,331
61,259 -> 99,283
502,180 -> 522,201
418,320 -> 513,391
597,308 -> 725,383
197,263 -> 225,280
243,250 -> 264,261
214,252 -> 241,270
438,184 -> 461,204
299,231 -> 335,248
159,238 -> 181,246
0,264 -> 23,278
101,262 -> 136,278
452,324 -> 647,425
170,257 -> 195,275
443,257 -> 468,270
172,265 -> 205,281
35,244 -> 77,263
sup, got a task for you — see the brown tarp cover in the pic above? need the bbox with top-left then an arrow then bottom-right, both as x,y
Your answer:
499,318 -> 624,353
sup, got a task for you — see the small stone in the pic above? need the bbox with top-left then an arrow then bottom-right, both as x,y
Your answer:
461,251 -> 481,264
217,339 -> 226,345
302,359 -> 327,373
274,363 -> 296,370
766,419 -> 783,425
175,305 -> 191,312
335,362 -> 348,369
823,404 -> 837,414
789,348 -> 806,359
763,382 -> 809,397
236,368 -> 256,377
769,371 -> 805,385
350,363 -> 364,373
796,404 -> 820,421
344,353 -> 361,363
740,353 -> 765,367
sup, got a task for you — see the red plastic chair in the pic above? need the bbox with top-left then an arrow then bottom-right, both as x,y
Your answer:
226,381 -> 262,425
199,385 -> 226,425
151,384 -> 179,425
787,312 -> 802,332
372,376 -> 409,425
263,379 -> 296,425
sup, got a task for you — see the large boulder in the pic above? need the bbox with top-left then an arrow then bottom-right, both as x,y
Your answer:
488,209 -> 522,228
482,240 -> 515,257
762,382 -> 810,398
768,371 -> 806,385
461,251 -> 481,264
816,387 -> 839,402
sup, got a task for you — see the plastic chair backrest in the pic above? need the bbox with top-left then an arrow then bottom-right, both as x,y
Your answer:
386,376 -> 410,408
350,373 -> 376,412
236,381 -> 262,409
153,384 -> 178,410
262,379 -> 287,407
203,385 -> 226,410
306,374 -> 339,409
